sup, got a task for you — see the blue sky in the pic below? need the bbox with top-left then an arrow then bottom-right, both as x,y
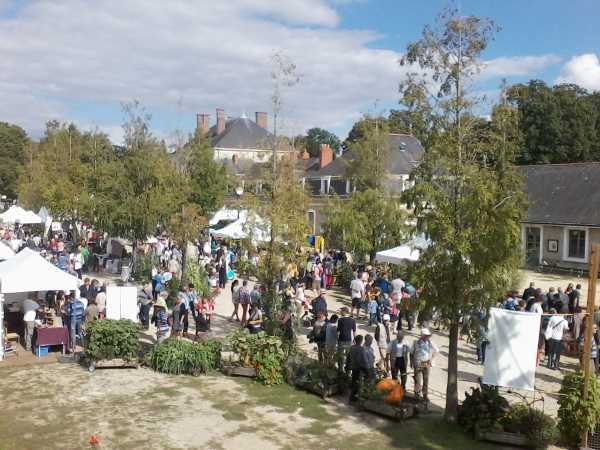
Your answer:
0,0 -> 598,144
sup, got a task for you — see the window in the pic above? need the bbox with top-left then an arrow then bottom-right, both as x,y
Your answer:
567,229 -> 586,259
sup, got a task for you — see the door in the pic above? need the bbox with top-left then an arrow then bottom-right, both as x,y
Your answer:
525,226 -> 541,266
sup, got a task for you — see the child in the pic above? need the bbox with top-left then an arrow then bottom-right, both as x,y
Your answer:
205,297 -> 215,330
367,294 -> 378,326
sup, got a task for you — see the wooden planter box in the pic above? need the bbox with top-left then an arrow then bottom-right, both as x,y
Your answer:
477,430 -> 528,447
298,382 -> 343,399
222,365 -> 257,378
361,399 -> 417,421
88,358 -> 139,373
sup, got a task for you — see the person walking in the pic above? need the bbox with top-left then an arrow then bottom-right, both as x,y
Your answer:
230,279 -> 241,322
411,328 -> 438,402
350,273 -> 365,319
153,295 -> 170,343
239,280 -> 251,325
375,314 -> 392,371
545,309 -> 570,370
387,331 -> 411,390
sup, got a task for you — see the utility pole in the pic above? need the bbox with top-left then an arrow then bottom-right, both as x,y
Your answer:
582,243 -> 600,448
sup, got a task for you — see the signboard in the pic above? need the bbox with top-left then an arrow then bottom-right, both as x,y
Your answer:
105,286 -> 138,322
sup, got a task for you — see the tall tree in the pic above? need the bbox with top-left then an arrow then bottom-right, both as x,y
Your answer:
0,122 -> 28,200
322,188 -> 406,262
344,115 -> 391,191
401,8 -> 525,422
304,127 -> 341,157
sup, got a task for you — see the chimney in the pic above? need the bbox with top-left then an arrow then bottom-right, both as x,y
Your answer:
255,111 -> 268,130
216,108 -> 225,135
319,144 -> 333,169
301,149 -> 310,160
196,113 -> 210,135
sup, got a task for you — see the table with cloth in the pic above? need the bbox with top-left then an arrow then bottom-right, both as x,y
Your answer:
32,326 -> 70,355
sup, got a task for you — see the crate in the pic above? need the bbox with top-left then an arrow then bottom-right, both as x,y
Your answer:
36,345 -> 49,357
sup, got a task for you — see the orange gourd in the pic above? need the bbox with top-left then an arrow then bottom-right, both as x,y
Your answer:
384,385 -> 404,405
376,378 -> 399,392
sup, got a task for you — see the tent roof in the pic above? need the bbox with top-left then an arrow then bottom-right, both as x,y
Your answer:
374,235 -> 430,265
0,241 -> 15,260
209,207 -> 246,226
210,213 -> 270,242
0,206 -> 42,224
0,248 -> 81,293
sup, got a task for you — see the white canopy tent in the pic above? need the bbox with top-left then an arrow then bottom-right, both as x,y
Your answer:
0,206 -> 43,225
210,213 -> 270,242
0,248 -> 81,360
375,235 -> 431,264
209,207 -> 245,226
0,242 -> 15,261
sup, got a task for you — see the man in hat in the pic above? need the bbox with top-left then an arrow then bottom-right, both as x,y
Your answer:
411,328 -> 438,402
153,293 -> 170,343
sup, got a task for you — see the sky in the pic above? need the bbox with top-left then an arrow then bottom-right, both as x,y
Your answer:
0,0 -> 599,144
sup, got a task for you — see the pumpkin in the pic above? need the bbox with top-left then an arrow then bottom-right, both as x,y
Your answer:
376,378 -> 399,392
384,385 -> 404,405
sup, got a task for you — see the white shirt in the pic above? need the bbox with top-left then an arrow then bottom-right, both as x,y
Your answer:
22,299 -> 40,322
531,303 -> 543,314
391,278 -> 405,293
350,278 -> 365,299
387,339 -> 411,359
74,253 -> 83,270
547,315 -> 570,340
412,338 -> 438,364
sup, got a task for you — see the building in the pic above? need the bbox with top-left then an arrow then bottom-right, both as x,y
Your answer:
196,109 -> 292,162
519,162 -> 600,269
301,133 -> 424,233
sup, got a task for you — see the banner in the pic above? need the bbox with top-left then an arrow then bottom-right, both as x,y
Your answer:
482,308 -> 541,391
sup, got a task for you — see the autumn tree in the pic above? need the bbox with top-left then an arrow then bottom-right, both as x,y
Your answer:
401,8 -> 525,422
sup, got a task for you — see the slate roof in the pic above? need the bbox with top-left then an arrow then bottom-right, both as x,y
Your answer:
212,117 -> 279,151
303,133 -> 423,178
519,162 -> 600,226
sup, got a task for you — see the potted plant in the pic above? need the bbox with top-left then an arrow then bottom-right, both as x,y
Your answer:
147,338 -> 221,376
84,319 -> 141,371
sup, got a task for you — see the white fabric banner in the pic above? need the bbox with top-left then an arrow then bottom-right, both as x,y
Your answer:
482,307 -> 541,391
106,286 -> 139,322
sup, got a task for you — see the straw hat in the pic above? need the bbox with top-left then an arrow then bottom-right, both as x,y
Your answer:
421,328 -> 432,337
155,297 -> 167,309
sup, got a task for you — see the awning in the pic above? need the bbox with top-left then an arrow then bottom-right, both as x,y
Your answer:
374,235 -> 430,264
0,206 -> 43,224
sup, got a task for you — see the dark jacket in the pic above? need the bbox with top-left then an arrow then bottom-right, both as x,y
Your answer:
346,344 -> 368,371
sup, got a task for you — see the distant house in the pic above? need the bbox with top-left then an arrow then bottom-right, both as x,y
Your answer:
196,109 -> 292,162
519,163 -> 600,269
300,134 -> 424,233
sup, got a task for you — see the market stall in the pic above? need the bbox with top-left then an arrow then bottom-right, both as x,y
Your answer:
210,213 -> 270,242
0,248 -> 80,360
0,242 -> 15,261
0,205 -> 42,225
374,235 -> 430,264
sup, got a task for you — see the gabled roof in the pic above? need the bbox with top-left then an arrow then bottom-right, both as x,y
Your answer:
303,133 -> 424,178
519,162 -> 600,227
212,117 -> 277,151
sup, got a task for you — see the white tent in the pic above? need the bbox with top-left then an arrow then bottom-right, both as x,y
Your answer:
0,206 -> 42,225
211,213 -> 270,242
0,242 -> 15,260
0,248 -> 80,293
375,235 -> 430,264
209,207 -> 245,226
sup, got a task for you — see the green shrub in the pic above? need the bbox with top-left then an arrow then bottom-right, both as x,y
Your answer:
185,259 -> 211,298
148,338 -> 222,376
335,261 -> 353,290
84,319 -> 141,362
502,404 -> 556,449
229,329 -> 286,385
558,371 -> 600,448
132,253 -> 157,282
457,384 -> 510,435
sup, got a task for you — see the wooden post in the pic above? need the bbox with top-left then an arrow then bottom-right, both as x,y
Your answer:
582,243 -> 600,448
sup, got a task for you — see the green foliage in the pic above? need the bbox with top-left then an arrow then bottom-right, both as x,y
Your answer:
558,371 -> 600,448
323,189 -> 406,262
132,253 -> 157,282
508,80 -> 600,164
457,385 -> 510,435
229,329 -> 286,385
185,258 -> 211,298
302,128 -> 341,157
501,404 -> 557,449
148,338 -> 222,375
335,261 -> 354,290
344,116 -> 391,191
84,319 -> 141,362
166,277 -> 181,308
0,122 -> 27,199
295,362 -> 348,391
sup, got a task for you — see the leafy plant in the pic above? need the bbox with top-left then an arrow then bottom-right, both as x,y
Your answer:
84,319 -> 141,362
228,329 -> 286,385
132,252 -> 157,282
457,384 -> 510,436
185,258 -> 211,298
335,261 -> 354,291
501,404 -> 556,449
148,338 -> 222,376
166,276 -> 181,308
558,371 -> 600,448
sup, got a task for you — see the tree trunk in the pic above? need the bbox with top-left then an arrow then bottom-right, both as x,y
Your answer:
444,317 -> 460,423
180,244 -> 188,286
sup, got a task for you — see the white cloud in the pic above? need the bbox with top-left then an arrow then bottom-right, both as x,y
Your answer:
556,54 -> 600,92
479,54 -> 561,81
0,0 -> 564,140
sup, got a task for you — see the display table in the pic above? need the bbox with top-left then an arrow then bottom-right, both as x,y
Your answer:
33,326 -> 70,355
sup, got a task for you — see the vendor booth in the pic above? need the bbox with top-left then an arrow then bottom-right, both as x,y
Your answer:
374,235 -> 430,264
210,212 -> 270,243
0,205 -> 42,225
0,248 -> 80,360
0,242 -> 15,261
